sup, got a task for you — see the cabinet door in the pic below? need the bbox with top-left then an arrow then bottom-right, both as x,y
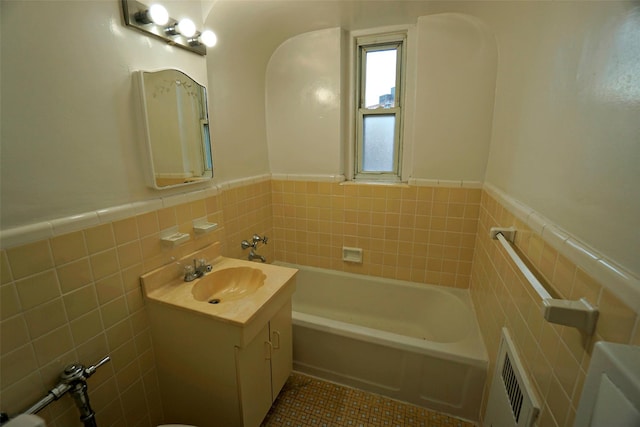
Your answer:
236,324 -> 272,427
269,301 -> 293,400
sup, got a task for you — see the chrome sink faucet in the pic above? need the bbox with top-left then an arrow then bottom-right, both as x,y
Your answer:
241,234 -> 268,262
184,258 -> 212,282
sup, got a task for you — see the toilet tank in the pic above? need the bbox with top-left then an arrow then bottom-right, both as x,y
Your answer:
574,342 -> 640,427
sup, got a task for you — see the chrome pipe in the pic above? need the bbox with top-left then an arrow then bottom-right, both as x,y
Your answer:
15,356 -> 110,423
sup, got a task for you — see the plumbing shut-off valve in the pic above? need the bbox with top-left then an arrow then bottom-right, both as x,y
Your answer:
3,356 -> 112,427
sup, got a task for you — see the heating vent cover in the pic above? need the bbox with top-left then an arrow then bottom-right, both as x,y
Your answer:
502,354 -> 524,422
484,328 -> 540,427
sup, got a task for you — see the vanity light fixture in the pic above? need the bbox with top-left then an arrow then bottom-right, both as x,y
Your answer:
200,30 -> 218,47
177,18 -> 197,38
135,3 -> 169,25
121,0 -> 217,55
165,18 -> 196,38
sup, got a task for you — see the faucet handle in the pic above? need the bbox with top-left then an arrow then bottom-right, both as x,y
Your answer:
183,264 -> 196,282
195,258 -> 212,273
252,234 -> 268,244
84,355 -> 110,378
241,240 -> 252,250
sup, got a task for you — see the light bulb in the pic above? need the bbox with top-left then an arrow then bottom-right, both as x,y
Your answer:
177,18 -> 196,38
201,30 -> 217,47
148,4 -> 169,26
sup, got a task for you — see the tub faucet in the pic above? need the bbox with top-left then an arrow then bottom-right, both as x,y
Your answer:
241,234 -> 268,250
248,249 -> 266,263
242,234 -> 268,262
252,234 -> 268,245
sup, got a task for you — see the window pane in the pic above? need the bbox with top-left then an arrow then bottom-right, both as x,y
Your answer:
365,49 -> 397,108
363,115 -> 395,172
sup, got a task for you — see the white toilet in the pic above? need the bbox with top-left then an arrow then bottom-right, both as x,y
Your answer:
574,342 -> 640,426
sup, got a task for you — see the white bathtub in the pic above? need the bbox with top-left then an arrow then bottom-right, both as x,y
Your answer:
278,263 -> 488,421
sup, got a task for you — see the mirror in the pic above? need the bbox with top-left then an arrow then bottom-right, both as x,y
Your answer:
136,69 -> 213,189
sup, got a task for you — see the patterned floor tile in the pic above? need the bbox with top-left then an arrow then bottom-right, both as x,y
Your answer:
261,373 -> 476,427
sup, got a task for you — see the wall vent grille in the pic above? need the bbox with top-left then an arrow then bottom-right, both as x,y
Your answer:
484,328 -> 540,427
502,353 -> 523,422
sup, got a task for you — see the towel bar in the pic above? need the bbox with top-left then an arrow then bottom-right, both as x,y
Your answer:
490,227 -> 598,335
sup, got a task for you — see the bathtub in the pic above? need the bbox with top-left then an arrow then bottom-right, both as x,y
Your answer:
277,263 -> 488,421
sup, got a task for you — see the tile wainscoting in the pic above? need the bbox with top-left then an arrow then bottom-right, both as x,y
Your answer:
0,178 -> 272,426
471,189 -> 640,427
1,175 -> 638,427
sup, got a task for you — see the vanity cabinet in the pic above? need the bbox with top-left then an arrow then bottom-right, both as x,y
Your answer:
236,302 -> 292,427
147,294 -> 294,427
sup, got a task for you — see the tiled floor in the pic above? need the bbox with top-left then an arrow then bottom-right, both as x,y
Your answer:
261,372 -> 476,427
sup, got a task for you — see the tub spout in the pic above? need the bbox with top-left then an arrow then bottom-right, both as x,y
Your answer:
248,249 -> 266,263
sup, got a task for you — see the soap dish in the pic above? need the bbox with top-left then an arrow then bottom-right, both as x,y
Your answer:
160,232 -> 190,247
193,222 -> 218,234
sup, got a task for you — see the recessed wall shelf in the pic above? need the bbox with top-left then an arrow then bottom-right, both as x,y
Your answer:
343,247 -> 363,263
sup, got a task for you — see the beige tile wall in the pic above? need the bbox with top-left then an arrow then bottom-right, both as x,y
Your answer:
272,180 -> 480,288
220,179 -> 274,262
0,178 -> 480,424
4,178 -> 636,427
0,180 -> 271,427
470,191 -> 640,427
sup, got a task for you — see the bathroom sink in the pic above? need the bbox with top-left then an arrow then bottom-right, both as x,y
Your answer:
140,242 -> 297,327
191,266 -> 266,303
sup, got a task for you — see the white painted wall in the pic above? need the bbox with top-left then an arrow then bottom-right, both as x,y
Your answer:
2,0 -> 638,278
411,14 -> 497,182
259,2 -> 639,276
1,0 -> 209,228
483,2 -> 640,276
204,43 -> 272,182
264,15 -> 497,181
203,2 -> 277,183
266,28 -> 344,176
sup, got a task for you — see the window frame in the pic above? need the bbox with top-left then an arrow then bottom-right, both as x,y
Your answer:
354,32 -> 407,182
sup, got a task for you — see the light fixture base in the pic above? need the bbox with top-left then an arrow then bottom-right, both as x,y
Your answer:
121,0 -> 207,56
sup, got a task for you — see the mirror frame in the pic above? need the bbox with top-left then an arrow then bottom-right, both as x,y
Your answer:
135,69 -> 214,190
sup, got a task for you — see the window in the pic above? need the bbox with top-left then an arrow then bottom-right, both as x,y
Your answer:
355,33 -> 406,181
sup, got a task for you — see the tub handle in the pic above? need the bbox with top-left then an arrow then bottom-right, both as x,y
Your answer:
272,331 -> 281,350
